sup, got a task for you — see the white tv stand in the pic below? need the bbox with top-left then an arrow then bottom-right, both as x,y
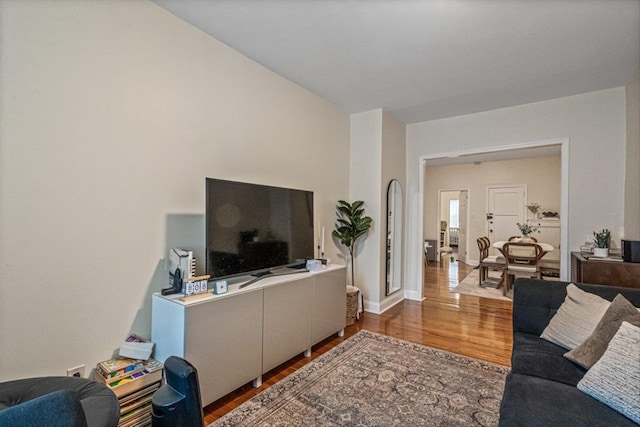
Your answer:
151,264 -> 346,406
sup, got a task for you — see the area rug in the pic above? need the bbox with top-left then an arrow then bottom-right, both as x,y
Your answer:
452,269 -> 561,301
451,269 -> 513,301
211,330 -> 509,427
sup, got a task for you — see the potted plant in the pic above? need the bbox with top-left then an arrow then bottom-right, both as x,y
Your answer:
332,200 -> 373,287
593,229 -> 611,257
517,222 -> 539,243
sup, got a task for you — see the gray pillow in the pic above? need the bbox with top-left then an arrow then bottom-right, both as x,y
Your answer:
565,294 -> 640,369
540,284 -> 611,350
577,321 -> 640,424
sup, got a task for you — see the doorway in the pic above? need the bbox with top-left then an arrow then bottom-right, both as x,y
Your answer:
415,139 -> 569,302
486,185 -> 526,250
438,189 -> 469,264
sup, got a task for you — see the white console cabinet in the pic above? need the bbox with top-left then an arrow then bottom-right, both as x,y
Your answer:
262,277 -> 313,374
528,218 -> 561,262
151,264 -> 346,406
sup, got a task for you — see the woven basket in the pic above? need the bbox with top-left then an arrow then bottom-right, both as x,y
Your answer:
346,286 -> 359,325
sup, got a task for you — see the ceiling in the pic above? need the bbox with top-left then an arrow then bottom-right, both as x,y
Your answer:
152,0 -> 639,125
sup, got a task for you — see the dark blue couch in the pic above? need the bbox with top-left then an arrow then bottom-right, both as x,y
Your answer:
0,376 -> 119,427
498,279 -> 640,427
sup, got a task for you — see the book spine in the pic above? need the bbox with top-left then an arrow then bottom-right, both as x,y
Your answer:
96,360 -> 144,379
189,252 -> 196,279
106,368 -> 163,398
94,366 -> 147,385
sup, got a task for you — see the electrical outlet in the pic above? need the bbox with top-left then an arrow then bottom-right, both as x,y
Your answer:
66,365 -> 85,378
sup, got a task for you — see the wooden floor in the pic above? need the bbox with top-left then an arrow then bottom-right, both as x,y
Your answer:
203,258 -> 513,424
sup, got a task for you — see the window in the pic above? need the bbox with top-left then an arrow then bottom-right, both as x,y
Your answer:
449,199 -> 459,228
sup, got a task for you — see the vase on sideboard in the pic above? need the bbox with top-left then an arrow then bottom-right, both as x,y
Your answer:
593,247 -> 609,258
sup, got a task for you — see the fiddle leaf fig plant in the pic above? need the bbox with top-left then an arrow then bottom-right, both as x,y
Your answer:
332,200 -> 373,287
593,229 -> 611,249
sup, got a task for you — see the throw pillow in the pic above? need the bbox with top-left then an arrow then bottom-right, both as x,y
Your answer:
540,283 -> 611,350
565,294 -> 640,369
577,321 -> 640,424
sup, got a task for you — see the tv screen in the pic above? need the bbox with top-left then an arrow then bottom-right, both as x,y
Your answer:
206,178 -> 314,279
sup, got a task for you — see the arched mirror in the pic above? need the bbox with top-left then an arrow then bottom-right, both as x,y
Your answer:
386,179 -> 403,295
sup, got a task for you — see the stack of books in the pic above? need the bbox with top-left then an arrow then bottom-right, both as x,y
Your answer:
93,357 -> 163,427
169,248 -> 196,280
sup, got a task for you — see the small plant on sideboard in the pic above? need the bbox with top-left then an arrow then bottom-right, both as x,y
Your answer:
592,228 -> 611,257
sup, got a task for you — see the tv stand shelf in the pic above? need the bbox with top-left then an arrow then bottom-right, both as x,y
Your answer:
151,264 -> 346,407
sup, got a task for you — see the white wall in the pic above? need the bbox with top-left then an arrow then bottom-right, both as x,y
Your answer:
0,1 -> 350,380
625,68 -> 640,239
349,110 -> 382,310
380,112 -> 406,310
348,110 -> 405,313
406,88 -> 627,298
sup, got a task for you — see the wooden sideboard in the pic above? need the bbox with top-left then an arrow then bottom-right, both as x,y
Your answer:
571,252 -> 640,288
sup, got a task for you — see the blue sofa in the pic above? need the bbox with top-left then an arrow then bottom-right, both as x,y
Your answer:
498,279 -> 640,427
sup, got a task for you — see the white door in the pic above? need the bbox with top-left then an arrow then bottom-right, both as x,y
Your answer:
458,190 -> 469,264
487,186 -> 525,250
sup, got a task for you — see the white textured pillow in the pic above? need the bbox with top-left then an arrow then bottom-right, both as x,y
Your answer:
577,321 -> 640,424
540,284 -> 611,350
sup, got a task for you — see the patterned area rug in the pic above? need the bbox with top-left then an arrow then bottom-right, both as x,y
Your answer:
452,269 -> 513,301
211,331 -> 509,427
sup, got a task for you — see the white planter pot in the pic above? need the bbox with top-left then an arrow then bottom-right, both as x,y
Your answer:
593,247 -> 609,258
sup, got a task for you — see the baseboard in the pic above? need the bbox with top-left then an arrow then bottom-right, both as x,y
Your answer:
403,289 -> 424,301
363,298 -> 380,314
379,292 -> 404,313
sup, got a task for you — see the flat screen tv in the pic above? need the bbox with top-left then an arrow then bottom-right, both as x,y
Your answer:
206,178 -> 314,280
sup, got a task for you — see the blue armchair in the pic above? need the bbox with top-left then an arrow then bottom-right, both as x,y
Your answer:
0,376 -> 119,427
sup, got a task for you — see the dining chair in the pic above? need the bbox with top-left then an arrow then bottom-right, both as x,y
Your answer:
508,235 -> 538,242
502,242 -> 544,296
477,236 -> 505,286
438,245 -> 453,265
424,240 -> 431,266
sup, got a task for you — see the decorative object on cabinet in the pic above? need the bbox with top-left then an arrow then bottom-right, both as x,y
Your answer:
182,275 -> 209,296
622,240 -> 640,263
212,280 -> 228,295
593,229 -> 611,258
526,202 -> 542,218
169,248 -> 195,279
